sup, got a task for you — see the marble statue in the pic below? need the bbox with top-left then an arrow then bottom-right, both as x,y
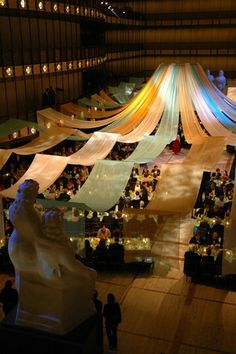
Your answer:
206,69 -> 214,82
8,179 -> 96,335
214,69 -> 227,91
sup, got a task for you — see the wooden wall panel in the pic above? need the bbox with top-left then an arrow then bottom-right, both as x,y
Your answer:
123,0 -> 236,13
112,28 -> 236,44
0,82 -> 8,118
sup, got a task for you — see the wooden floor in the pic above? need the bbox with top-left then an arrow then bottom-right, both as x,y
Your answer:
0,148 -> 235,354
94,213 -> 236,354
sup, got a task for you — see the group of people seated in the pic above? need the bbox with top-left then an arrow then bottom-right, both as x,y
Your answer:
184,167 -> 234,280
83,210 -> 124,238
76,237 -> 125,269
193,168 -> 234,222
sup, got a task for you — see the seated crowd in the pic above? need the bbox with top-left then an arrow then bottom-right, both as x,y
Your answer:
184,168 -> 234,279
0,131 -> 234,277
76,237 -> 125,270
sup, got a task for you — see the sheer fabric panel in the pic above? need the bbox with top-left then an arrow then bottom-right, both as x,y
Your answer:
0,127 -> 74,168
0,154 -> 68,199
147,137 -> 226,215
68,132 -> 119,166
70,160 -> 133,211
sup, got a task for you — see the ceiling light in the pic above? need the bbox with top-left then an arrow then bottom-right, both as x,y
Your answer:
25,66 -> 31,75
38,1 -> 44,10
19,0 -> 26,8
42,64 -> 48,73
6,67 -> 13,76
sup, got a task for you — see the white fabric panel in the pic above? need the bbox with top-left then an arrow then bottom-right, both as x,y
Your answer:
184,136 -> 227,170
37,108 -> 122,129
13,127 -> 75,155
68,132 -> 120,166
147,137 -> 226,215
70,160 -> 133,211
0,127 -> 74,169
125,135 -> 169,164
0,154 -> 68,199
147,163 -> 203,214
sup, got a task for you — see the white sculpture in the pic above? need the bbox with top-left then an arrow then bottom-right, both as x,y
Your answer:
8,179 -> 96,335
214,69 -> 227,91
206,69 -> 214,82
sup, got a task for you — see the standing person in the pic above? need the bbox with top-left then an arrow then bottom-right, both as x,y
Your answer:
97,224 -> 111,239
171,135 -> 181,154
48,86 -> 56,106
42,88 -> 50,107
103,293 -> 122,351
0,280 -> 18,316
206,69 -> 214,82
93,290 -> 103,347
93,289 -> 103,314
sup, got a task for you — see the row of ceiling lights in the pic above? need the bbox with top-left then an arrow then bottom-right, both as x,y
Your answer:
0,0 -> 104,17
100,1 -> 126,17
0,0 -> 130,19
4,56 -> 107,77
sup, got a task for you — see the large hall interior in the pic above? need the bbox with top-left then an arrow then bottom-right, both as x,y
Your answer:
0,1 -> 236,354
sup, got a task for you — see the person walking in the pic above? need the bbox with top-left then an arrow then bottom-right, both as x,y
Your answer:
103,293 -> 121,351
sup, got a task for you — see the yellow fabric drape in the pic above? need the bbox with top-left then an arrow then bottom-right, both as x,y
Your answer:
118,64 -> 176,143
178,65 -> 207,143
43,65 -> 167,138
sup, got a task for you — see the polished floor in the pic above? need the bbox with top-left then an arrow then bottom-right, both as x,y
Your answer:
0,147 -> 235,354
